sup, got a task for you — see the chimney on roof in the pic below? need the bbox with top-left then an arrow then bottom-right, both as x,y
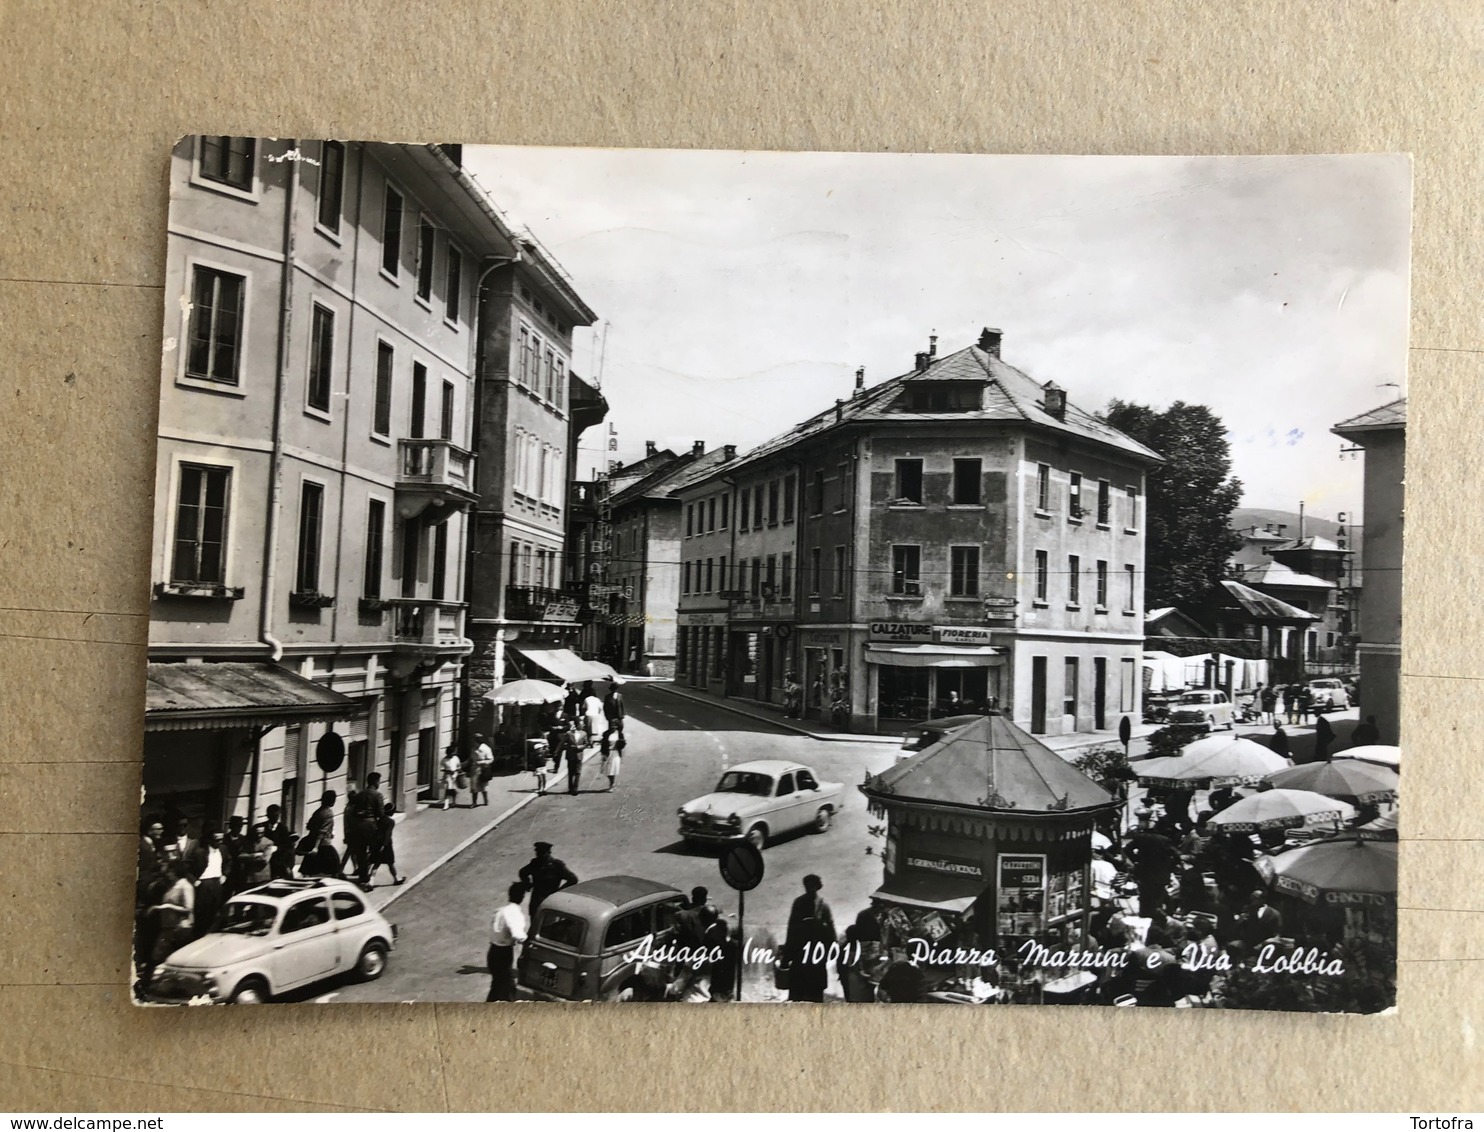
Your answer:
1042,380 -> 1066,420
835,399 -> 844,422
723,444 -> 737,461
645,440 -> 657,457
854,366 -> 865,394
692,441 -> 705,457
978,327 -> 1003,357
914,351 -> 930,373
928,333 -> 938,359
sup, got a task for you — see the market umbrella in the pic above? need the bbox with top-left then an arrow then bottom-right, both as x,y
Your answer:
1207,788 -> 1355,832
1268,837 -> 1398,906
1135,735 -> 1290,788
483,679 -> 567,706
1091,830 -> 1113,851
1266,760 -> 1399,805
1355,809 -> 1399,841
1334,744 -> 1401,770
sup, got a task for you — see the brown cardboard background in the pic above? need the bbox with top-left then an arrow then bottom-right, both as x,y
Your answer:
0,0 -> 1479,1112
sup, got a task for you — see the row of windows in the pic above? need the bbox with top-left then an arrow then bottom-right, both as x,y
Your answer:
171,463 -> 453,602
508,542 -> 561,589
889,458 -> 982,506
188,264 -> 460,443
515,323 -> 568,409
193,138 -> 465,327
1034,463 -> 1138,529
684,473 -> 801,538
682,553 -> 800,599
511,430 -> 564,508
1031,551 -> 1137,612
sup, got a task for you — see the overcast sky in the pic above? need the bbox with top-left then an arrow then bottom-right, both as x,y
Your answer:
464,148 -> 1410,519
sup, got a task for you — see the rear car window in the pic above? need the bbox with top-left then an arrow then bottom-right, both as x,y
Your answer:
535,909 -> 585,949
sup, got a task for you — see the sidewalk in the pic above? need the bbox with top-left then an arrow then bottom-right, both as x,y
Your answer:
363,745 -> 605,913
655,681 -> 1160,758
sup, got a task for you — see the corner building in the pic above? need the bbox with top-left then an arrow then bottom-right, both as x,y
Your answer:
147,139 -> 501,828
678,329 -> 1160,736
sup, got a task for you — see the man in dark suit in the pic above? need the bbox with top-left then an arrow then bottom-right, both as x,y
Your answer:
518,842 -> 578,915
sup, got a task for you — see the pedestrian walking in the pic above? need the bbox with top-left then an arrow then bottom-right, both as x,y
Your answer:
518,842 -> 578,915
486,882 -> 529,1001
1297,685 -> 1314,724
784,874 -> 836,1002
1282,685 -> 1298,724
1313,713 -> 1336,761
471,733 -> 496,807
601,733 -> 624,791
1260,684 -> 1278,726
1250,683 -> 1267,724
368,800 -> 406,886
602,685 -> 626,748
186,823 -> 229,937
345,773 -> 386,885
527,734 -> 552,795
558,722 -> 584,795
582,682 -> 606,749
299,790 -> 341,877
440,746 -> 464,810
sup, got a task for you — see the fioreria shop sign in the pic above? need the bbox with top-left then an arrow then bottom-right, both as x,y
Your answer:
868,622 -> 996,645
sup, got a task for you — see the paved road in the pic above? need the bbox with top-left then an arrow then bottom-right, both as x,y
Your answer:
328,685 -> 898,1003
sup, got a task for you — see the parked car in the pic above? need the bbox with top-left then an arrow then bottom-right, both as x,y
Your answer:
517,875 -> 686,1002
899,714 -> 983,757
1165,689 -> 1235,732
1307,678 -> 1351,711
678,759 -> 845,849
145,878 -> 396,1004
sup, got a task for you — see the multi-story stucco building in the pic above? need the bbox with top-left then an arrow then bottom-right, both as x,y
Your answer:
676,329 -> 1161,736
146,138 -> 504,826
1332,398 -> 1406,744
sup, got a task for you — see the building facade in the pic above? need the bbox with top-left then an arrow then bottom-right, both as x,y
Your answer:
677,329 -> 1161,736
147,138 -> 496,829
1332,399 -> 1406,744
463,236 -> 601,731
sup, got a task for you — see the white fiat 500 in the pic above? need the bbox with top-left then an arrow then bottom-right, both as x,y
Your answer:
678,760 -> 845,850
146,878 -> 397,1004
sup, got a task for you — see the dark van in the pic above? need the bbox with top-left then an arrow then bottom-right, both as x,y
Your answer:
517,875 -> 686,1001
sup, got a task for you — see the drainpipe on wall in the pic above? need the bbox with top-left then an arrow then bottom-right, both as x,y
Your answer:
259,139 -> 300,664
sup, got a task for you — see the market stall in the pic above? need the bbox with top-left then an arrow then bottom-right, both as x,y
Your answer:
859,711 -> 1119,1003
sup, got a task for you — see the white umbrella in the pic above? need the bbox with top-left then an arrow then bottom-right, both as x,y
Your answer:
1091,830 -> 1113,851
483,679 -> 567,706
1207,788 -> 1356,832
586,661 -> 627,686
1334,744 -> 1401,770
1136,735 -> 1290,788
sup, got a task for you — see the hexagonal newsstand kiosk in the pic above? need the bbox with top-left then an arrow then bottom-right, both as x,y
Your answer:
859,711 -> 1119,1002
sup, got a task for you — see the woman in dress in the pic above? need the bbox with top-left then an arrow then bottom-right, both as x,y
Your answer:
368,800 -> 405,887
440,745 -> 464,810
582,682 -> 606,750
601,732 -> 624,791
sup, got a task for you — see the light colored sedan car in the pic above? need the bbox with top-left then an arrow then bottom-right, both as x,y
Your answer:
678,760 -> 845,850
1307,678 -> 1351,711
145,878 -> 397,1004
1166,689 -> 1235,732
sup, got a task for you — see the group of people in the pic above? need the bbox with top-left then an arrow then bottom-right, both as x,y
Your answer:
134,776 -> 406,988
528,681 -> 627,796
1246,681 -> 1350,726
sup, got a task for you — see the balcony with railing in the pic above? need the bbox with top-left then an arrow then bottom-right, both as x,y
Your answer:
388,598 -> 471,657
396,439 -> 478,519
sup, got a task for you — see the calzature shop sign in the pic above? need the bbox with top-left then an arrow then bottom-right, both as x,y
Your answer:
868,622 -> 997,645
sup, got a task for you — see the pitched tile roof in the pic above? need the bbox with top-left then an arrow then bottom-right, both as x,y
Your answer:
1218,580 -> 1318,621
697,341 -> 1163,483
1242,560 -> 1337,589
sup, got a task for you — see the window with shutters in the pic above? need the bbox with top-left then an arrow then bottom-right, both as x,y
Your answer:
1067,555 -> 1081,606
316,141 -> 344,234
363,500 -> 385,600
891,545 -> 921,595
295,482 -> 325,595
445,246 -> 462,324
373,341 -> 393,437
832,546 -> 846,596
810,547 -> 822,595
951,546 -> 980,597
416,218 -> 436,302
783,474 -> 796,522
780,552 -> 793,599
1068,472 -> 1084,521
1097,480 -> 1111,526
893,459 -> 923,504
1036,464 -> 1051,513
185,266 -> 245,385
440,381 -> 455,441
171,464 -> 231,584
1095,560 -> 1109,609
431,521 -> 449,601
409,363 -> 427,440
1035,550 -> 1049,602
197,136 -> 255,193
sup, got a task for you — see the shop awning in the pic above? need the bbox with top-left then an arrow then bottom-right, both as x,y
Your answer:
145,662 -> 365,732
508,646 -> 605,684
864,643 -> 1002,668
871,873 -> 984,914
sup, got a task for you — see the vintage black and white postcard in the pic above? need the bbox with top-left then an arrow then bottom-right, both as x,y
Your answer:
135,140 -> 1407,1011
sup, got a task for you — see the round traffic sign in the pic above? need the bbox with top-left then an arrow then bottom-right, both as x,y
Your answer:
718,839 -> 765,892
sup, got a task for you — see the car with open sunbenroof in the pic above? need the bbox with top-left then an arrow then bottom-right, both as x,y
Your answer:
144,877 -> 397,1004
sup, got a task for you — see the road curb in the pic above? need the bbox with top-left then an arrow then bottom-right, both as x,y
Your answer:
653,683 -> 900,745
375,746 -> 605,912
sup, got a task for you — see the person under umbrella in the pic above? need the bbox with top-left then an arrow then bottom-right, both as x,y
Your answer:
1270,723 -> 1291,759
1312,714 -> 1336,762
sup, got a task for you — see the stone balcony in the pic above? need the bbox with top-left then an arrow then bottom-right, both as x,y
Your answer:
396,439 -> 478,521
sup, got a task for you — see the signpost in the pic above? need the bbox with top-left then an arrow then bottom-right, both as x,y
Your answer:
718,840 -> 765,1001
